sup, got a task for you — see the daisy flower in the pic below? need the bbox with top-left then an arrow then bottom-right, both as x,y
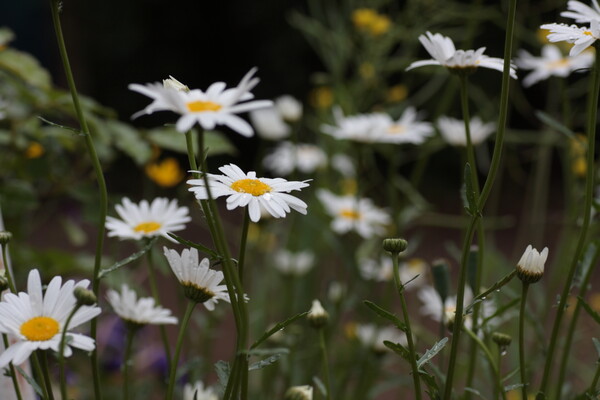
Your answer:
359,257 -> 426,287
316,189 -> 391,239
263,142 -> 327,176
516,44 -> 594,86
249,106 -> 291,140
541,20 -> 600,56
183,381 -> 218,400
376,107 -> 434,144
561,0 -> 600,23
516,244 -> 549,283
106,197 -> 191,242
355,324 -> 407,353
406,31 -> 518,78
163,247 -> 234,310
437,116 -> 495,146
129,68 -> 272,136
187,164 -> 310,223
275,95 -> 303,122
273,250 -> 315,276
0,269 -> 101,369
321,108 -> 388,143
106,285 -> 178,326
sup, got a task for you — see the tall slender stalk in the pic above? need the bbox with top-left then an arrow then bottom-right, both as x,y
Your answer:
58,305 -> 82,400
238,212 -> 250,283
538,45 -> 600,399
319,329 -> 333,400
1,243 -> 17,293
587,361 -> 600,398
39,351 -> 56,400
2,335 -> 22,400
519,283 -> 530,400
49,2 -> 108,398
166,301 -> 196,400
122,326 -> 137,400
462,327 -> 506,400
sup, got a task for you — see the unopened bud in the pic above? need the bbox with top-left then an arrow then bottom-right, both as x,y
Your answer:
284,385 -> 313,400
163,76 -> 190,92
307,299 -> 329,329
0,231 -> 12,246
516,245 -> 548,284
491,332 -> 512,347
74,287 -> 97,306
382,238 -> 408,254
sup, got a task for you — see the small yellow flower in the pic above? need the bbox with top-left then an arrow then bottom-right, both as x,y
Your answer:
589,293 -> 600,313
25,142 -> 44,159
506,391 -> 536,400
340,179 -> 357,195
369,15 -> 391,36
352,8 -> 391,36
309,87 -> 333,109
344,322 -> 358,339
570,134 -> 587,177
386,85 -> 408,103
359,63 -> 375,80
145,157 -> 184,188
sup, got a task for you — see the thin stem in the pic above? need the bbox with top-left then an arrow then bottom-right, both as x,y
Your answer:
538,45 -> 600,399
32,353 -> 50,400
166,301 -> 196,400
2,335 -> 22,400
59,304 -> 82,400
519,283 -> 530,400
238,211 -> 250,283
319,329 -> 333,400
463,327 -> 506,400
49,2 -> 108,399
391,252 -> 422,400
122,326 -> 137,400
459,74 -> 480,195
146,247 -> 172,375
1,243 -> 16,293
588,361 -> 600,398
39,351 -> 56,400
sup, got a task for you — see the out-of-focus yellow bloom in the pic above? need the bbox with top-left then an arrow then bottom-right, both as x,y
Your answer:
340,179 -> 357,195
506,391 -> 535,400
537,29 -> 551,44
25,142 -> 44,159
352,9 -> 391,36
145,157 -> 184,188
344,322 -> 358,339
359,63 -> 375,80
589,293 -> 600,312
386,84 -> 408,103
570,134 -> 587,177
309,87 -> 333,109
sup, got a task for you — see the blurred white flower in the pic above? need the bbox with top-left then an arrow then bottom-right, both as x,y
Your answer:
249,106 -> 291,140
183,381 -> 218,400
331,154 -> 356,177
406,31 -> 517,78
273,250 -> 315,276
188,164 -> 310,222
355,323 -> 407,353
275,95 -> 303,121
106,197 -> 191,241
541,20 -> 600,56
359,257 -> 426,287
376,107 -> 434,144
263,142 -> 327,176
106,285 -> 177,326
561,0 -> 600,23
437,116 -> 495,146
317,189 -> 390,239
321,108 -> 388,143
516,44 -> 594,86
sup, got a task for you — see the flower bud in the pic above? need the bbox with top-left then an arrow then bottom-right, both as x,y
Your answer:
74,287 -> 97,306
491,332 -> 512,347
163,76 -> 190,92
284,385 -> 313,400
516,245 -> 548,284
307,299 -> 329,329
382,238 -> 408,254
0,231 -> 12,246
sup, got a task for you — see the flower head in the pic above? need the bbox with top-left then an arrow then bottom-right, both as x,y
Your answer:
163,247 -> 233,310
188,164 -> 310,223
307,299 -> 329,328
183,381 -> 218,400
0,269 -> 101,368
317,189 -> 391,239
284,385 -> 313,400
273,250 -> 315,276
129,68 -> 272,136
106,197 -> 191,241
541,20 -> 600,56
106,285 -> 178,326
516,44 -> 594,86
249,106 -> 291,140
321,108 -> 387,143
561,0 -> 600,23
376,107 -> 434,144
437,116 -> 495,146
516,245 -> 549,283
406,31 -> 517,78
355,323 -> 407,353
263,142 -> 327,176
275,95 -> 303,122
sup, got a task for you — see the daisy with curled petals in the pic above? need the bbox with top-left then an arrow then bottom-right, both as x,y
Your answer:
0,269 -> 101,369
316,189 -> 391,239
129,68 -> 273,136
561,0 -> 600,23
437,116 -> 495,146
106,285 -> 178,326
406,31 -> 518,78
516,44 -> 594,87
105,197 -> 191,242
187,164 -> 310,223
541,20 -> 600,56
163,247 -> 234,310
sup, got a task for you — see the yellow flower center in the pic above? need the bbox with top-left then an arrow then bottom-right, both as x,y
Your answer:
387,124 -> 406,135
340,209 -> 361,220
133,222 -> 162,233
584,30 -> 594,36
186,101 -> 222,113
20,316 -> 60,341
230,179 -> 272,196
548,59 -> 570,69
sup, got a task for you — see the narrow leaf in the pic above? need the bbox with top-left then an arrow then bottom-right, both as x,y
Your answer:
417,337 -> 449,369
167,232 -> 220,260
535,110 -> 576,138
363,300 -> 406,331
578,296 -> 600,325
593,338 -> 600,358
246,347 -> 290,356
463,163 -> 477,215
14,365 -> 44,397
99,237 -> 157,279
250,311 -> 309,349
214,360 -> 230,394
383,340 -> 410,361
464,270 -> 517,315
312,376 -> 327,396
37,116 -> 83,135
504,383 -> 525,391
248,354 -> 283,370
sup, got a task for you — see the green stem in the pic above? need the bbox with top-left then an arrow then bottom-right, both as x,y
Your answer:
588,361 -> 600,398
319,329 -> 333,400
459,74 -> 480,195
58,304 -> 82,400
519,283 -> 530,400
463,327 -> 506,400
32,353 -> 50,400
146,247 -> 172,376
538,44 -> 600,400
166,301 -> 196,400
238,211 -> 250,283
2,335 -> 22,400
391,252 -> 422,400
122,326 -> 137,400
49,3 -> 108,399
39,351 -> 56,400
1,243 -> 16,293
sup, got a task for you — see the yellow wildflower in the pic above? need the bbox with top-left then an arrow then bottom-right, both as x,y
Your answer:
145,157 -> 184,188
589,293 -> 600,313
369,15 -> 391,36
386,84 -> 408,103
25,142 -> 44,159
352,8 -> 391,36
570,134 -> 587,177
359,63 -> 375,80
309,87 -> 333,109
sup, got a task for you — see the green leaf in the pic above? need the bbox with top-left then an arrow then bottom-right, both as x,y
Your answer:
579,296 -> 600,325
417,337 -> 448,370
167,232 -> 220,260
505,383 -> 526,391
250,311 -> 310,349
312,376 -> 327,397
246,347 -> 290,356
363,300 -> 407,331
214,360 -> 230,395
146,128 -> 236,156
14,365 -> 45,398
105,120 -> 152,165
575,241 -> 600,288
535,110 -> 576,138
248,353 -> 284,370
593,338 -> 600,358
99,237 -> 157,279
462,163 -> 477,215
38,116 -> 82,135
383,340 -> 410,361
0,48 -> 52,90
